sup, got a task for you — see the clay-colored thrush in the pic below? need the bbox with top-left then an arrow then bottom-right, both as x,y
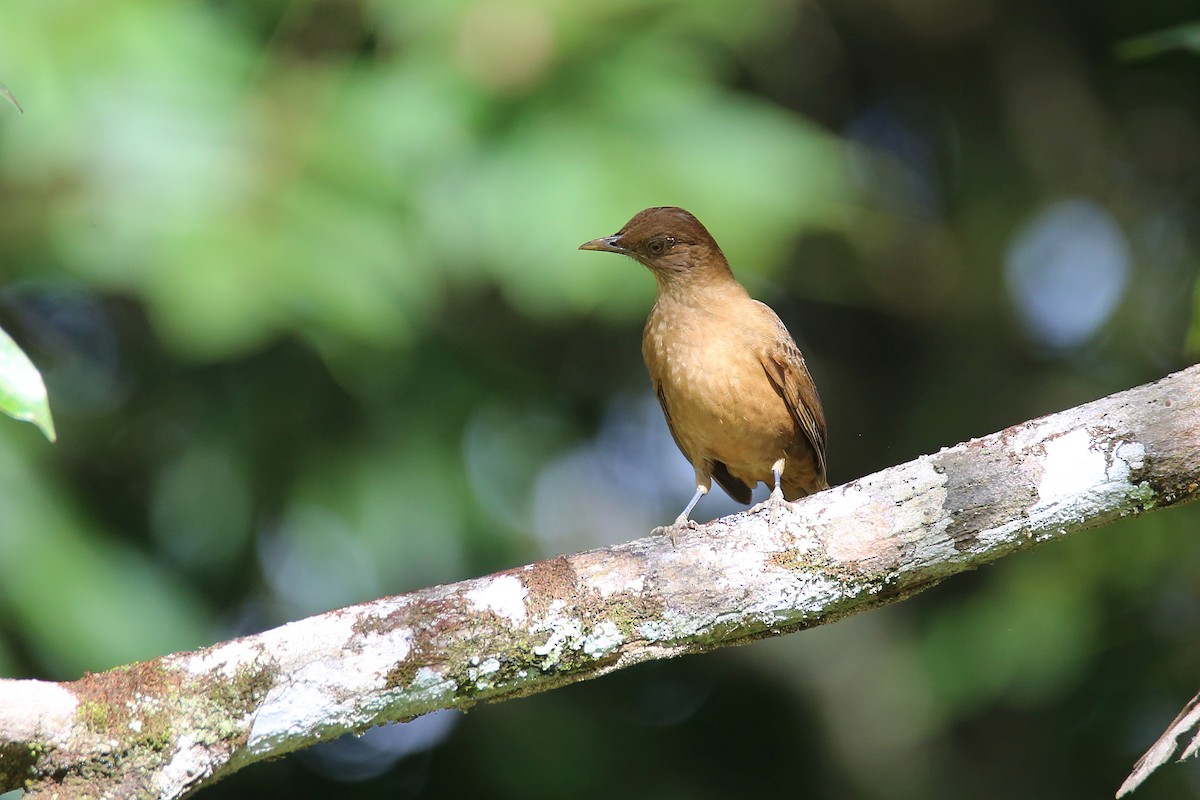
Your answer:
580,206 -> 828,531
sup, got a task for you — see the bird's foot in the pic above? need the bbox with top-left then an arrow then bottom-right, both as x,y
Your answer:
651,517 -> 699,546
749,487 -> 790,529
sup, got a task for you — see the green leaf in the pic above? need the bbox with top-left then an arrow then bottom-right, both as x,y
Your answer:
1116,22 -> 1200,61
0,82 -> 22,114
0,326 -> 56,442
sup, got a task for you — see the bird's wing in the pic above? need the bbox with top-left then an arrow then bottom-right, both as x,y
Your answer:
653,382 -> 693,465
709,460 -> 753,505
756,307 -> 828,480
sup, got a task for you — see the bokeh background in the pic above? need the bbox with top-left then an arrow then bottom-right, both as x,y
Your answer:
2,0 -> 1200,797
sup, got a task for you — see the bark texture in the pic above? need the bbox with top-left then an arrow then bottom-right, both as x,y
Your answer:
1118,689 -> 1200,796
1,365 -> 1198,799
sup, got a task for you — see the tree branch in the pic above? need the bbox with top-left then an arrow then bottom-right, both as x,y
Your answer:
1117,689 -> 1200,796
2,366 -> 1198,799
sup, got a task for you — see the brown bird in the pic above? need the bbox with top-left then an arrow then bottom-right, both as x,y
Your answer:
580,206 -> 828,533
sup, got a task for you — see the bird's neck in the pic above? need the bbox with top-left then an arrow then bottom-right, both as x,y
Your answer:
652,268 -> 749,309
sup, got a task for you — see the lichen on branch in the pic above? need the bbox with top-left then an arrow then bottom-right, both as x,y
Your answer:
1,365 -> 1198,800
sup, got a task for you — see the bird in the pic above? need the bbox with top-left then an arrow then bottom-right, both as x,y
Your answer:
579,206 -> 828,536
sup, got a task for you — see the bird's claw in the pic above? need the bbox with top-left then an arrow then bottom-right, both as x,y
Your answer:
651,518 -> 698,546
750,489 -> 790,528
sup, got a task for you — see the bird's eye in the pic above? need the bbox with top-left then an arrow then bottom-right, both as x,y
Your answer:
646,236 -> 675,255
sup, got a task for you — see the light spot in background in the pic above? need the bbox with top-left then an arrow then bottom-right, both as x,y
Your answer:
846,95 -> 949,218
257,504 -> 383,616
303,709 -> 459,783
455,1 -> 555,93
1004,198 -> 1130,349
352,447 -> 468,593
463,403 -> 573,535
530,393 -> 749,549
75,73 -> 253,242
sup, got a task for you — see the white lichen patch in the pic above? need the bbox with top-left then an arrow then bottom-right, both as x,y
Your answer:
573,547 -> 653,598
1036,428 -> 1107,506
810,467 -> 945,569
587,568 -> 646,598
888,456 -> 950,539
0,679 -> 77,745
527,602 -> 627,668
155,733 -> 210,796
180,638 -> 268,680
465,574 -> 528,626
530,601 -> 584,668
408,666 -> 458,701
1114,441 -> 1146,472
744,570 -> 847,628
636,620 -> 674,642
582,620 -> 624,658
817,482 -> 874,523
467,657 -> 502,689
196,607 -> 420,754
1031,429 -> 1145,524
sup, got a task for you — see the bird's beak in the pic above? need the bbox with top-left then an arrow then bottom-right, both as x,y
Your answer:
578,234 -> 627,254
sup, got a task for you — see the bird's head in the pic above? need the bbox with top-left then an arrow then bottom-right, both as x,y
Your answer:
579,207 -> 732,286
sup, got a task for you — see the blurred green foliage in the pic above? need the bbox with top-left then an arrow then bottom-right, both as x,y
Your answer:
1118,21 -> 1200,61
2,0 -> 846,360
1,0 -> 1199,798
0,84 -> 21,115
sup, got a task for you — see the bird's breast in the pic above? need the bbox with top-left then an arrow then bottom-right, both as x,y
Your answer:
643,301 -> 793,465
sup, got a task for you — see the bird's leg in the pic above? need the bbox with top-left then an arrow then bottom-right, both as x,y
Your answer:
768,458 -> 786,504
651,481 -> 708,545
676,484 -> 707,524
750,458 -> 789,527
